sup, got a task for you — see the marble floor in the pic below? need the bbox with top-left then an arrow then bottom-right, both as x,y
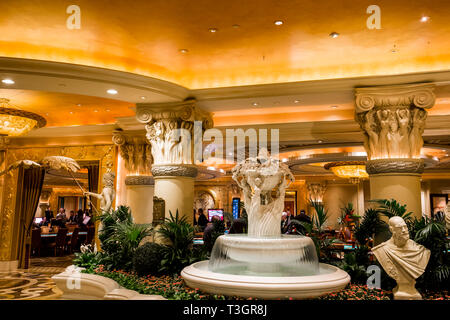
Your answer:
0,255 -> 74,300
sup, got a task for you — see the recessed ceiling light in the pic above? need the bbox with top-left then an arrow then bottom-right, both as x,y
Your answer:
2,79 -> 14,84
76,103 -> 82,107
252,102 -> 259,106
420,16 -> 430,22
94,110 -> 98,112
274,20 -> 283,26
209,28 -> 218,33
232,24 -> 240,28
331,105 -> 338,109
294,99 -> 300,104
140,96 -> 147,100
179,49 -> 189,53
329,32 -> 339,38
107,89 -> 118,95
69,111 -> 73,114
106,109 -> 110,112
318,140 -> 323,143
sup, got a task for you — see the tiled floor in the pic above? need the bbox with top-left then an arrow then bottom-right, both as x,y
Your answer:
0,255 -> 74,300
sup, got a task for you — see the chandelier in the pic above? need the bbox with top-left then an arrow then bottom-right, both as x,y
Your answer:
0,98 -> 46,136
324,161 -> 368,183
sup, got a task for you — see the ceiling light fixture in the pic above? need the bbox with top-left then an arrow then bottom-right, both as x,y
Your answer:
2,79 -> 15,85
140,96 -> 147,100
252,102 -> 259,106
294,99 -> 300,104
274,20 -> 283,26
209,28 -> 218,33
329,32 -> 339,38
420,16 -> 430,22
324,161 -> 369,184
179,49 -> 189,53
107,89 -> 118,95
0,98 -> 46,136
331,105 -> 338,109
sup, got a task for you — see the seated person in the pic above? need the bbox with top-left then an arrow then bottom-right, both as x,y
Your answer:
197,208 -> 208,231
76,209 -> 85,227
203,215 -> 221,251
45,209 -> 54,223
67,210 -> 77,223
294,210 -> 312,224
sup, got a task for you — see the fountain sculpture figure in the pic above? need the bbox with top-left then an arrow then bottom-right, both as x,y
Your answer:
182,149 -> 350,299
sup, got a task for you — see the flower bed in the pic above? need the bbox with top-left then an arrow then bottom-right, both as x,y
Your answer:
87,267 -> 396,300
316,284 -> 391,300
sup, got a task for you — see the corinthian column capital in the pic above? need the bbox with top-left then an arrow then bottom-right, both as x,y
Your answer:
112,129 -> 151,175
135,99 -> 213,166
136,99 -> 213,129
355,83 -> 435,114
354,83 -> 435,160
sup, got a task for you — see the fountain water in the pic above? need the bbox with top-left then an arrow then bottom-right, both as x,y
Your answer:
181,150 -> 350,299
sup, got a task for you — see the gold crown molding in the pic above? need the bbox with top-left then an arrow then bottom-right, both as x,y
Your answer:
0,57 -> 189,102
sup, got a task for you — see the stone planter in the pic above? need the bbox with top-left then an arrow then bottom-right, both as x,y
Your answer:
51,265 -> 166,300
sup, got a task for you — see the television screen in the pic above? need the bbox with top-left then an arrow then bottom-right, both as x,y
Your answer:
35,217 -> 43,224
208,209 -> 224,221
232,198 -> 240,220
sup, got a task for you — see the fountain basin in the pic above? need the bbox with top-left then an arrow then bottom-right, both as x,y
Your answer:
209,234 -> 319,276
181,261 -> 350,299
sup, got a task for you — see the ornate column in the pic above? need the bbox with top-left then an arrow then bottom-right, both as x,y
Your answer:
113,130 -> 154,224
355,83 -> 435,218
136,99 -> 213,224
307,182 -> 327,202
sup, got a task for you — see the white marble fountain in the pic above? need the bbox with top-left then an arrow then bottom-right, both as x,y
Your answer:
181,149 -> 350,299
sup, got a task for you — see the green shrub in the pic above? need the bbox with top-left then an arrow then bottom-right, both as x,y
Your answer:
157,210 -> 205,275
73,244 -> 102,272
133,242 -> 165,276
97,206 -> 152,271
354,208 -> 387,246
413,216 -> 450,290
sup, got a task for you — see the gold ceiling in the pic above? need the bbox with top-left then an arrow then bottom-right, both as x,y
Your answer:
0,89 -> 134,127
0,0 -> 449,89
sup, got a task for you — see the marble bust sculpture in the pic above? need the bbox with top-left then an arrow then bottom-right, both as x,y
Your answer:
372,216 -> 430,300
